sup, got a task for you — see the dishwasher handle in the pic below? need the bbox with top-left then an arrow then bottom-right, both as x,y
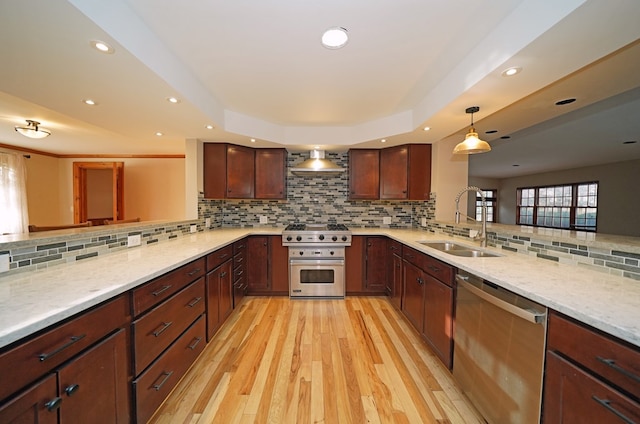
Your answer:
456,275 -> 546,325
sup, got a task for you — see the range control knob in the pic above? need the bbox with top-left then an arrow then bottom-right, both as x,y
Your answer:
299,251 -> 304,256
296,236 -> 302,241
330,251 -> 335,255
286,236 -> 292,241
332,235 -> 338,241
341,236 -> 348,241
319,234 -> 325,240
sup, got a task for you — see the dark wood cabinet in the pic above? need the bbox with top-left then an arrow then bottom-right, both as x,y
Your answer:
422,275 -> 454,369
0,295 -> 131,424
203,143 -> 227,199
402,259 -> 425,333
346,236 -> 365,294
365,237 -> 387,293
232,239 -> 248,307
206,259 -> 232,340
255,149 -> 287,199
543,311 -> 640,422
226,144 -> 255,198
388,240 -> 403,309
246,236 -> 289,295
380,144 -> 431,200
270,237 -> 289,295
348,149 -> 379,199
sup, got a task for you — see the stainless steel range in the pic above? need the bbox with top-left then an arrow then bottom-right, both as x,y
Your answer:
282,223 -> 351,298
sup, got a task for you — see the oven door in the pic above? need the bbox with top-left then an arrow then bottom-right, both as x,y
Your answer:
289,258 -> 345,298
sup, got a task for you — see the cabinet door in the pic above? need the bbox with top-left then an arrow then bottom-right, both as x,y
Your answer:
219,260 -> 233,324
402,260 -> 424,333
380,145 -> 408,199
544,351 -> 640,423
349,149 -> 379,199
365,237 -> 387,293
423,275 -> 454,369
203,143 -> 227,199
255,149 -> 286,199
345,236 -> 365,294
0,374 -> 58,424
390,252 -> 403,310
226,145 -> 255,198
269,236 -> 290,294
58,328 -> 130,424
246,236 -> 270,291
406,144 -> 432,200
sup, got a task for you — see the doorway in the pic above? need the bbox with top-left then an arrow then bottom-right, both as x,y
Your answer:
73,162 -> 124,225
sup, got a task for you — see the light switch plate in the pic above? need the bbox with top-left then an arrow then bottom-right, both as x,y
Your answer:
127,234 -> 141,247
205,217 -> 211,228
421,217 -> 427,227
0,254 -> 9,273
383,217 -> 392,225
259,215 -> 268,224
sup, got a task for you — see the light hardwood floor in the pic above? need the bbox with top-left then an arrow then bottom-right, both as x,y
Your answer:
149,296 -> 483,424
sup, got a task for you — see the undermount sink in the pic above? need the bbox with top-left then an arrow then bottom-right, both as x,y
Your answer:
417,241 -> 501,258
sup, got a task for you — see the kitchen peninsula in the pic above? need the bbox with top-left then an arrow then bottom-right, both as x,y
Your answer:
1,224 -> 639,422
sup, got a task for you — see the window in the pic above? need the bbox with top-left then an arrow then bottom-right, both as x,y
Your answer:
475,189 -> 497,222
0,153 -> 30,234
516,182 -> 598,231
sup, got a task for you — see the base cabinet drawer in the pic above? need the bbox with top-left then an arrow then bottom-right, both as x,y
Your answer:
133,315 -> 206,424
132,278 -> 205,375
543,351 -> 640,423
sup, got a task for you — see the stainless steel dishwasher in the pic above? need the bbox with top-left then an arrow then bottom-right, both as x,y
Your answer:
453,270 -> 548,424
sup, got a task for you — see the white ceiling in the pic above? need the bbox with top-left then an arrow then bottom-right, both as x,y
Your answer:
0,0 -> 639,178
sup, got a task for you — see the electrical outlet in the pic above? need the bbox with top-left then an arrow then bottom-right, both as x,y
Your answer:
383,217 -> 392,225
205,217 -> 211,228
127,234 -> 141,247
421,217 -> 427,227
0,254 -> 9,273
190,224 -> 197,233
259,215 -> 268,224
469,229 -> 479,238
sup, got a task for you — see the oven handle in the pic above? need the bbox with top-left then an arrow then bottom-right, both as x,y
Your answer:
456,276 -> 546,324
290,259 -> 344,266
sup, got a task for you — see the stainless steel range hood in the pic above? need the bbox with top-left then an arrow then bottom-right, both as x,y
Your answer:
290,150 -> 345,176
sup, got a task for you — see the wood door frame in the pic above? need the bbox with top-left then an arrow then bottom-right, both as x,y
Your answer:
73,162 -> 124,224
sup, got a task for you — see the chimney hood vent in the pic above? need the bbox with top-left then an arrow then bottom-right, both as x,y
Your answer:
290,150 -> 345,176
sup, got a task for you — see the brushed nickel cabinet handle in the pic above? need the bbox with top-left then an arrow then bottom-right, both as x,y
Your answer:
152,371 -> 174,391
152,284 -> 172,297
188,337 -> 203,350
39,334 -> 86,362
45,397 -> 62,412
187,297 -> 202,307
187,268 -> 201,276
596,357 -> 640,383
64,384 -> 80,396
591,396 -> 635,424
152,321 -> 173,337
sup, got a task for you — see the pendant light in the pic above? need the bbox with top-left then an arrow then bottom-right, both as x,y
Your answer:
453,106 -> 491,154
14,120 -> 51,139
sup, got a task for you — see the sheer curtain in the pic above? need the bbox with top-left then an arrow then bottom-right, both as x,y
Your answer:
0,152 -> 29,234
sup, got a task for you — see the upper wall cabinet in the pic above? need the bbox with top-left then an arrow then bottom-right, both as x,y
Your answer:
203,143 -> 286,200
348,149 -> 380,200
380,144 -> 431,200
349,144 -> 431,201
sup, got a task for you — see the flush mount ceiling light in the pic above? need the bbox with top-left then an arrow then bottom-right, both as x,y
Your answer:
166,97 -> 180,104
14,120 -> 51,139
90,40 -> 114,54
321,27 -> 349,49
82,99 -> 97,106
501,66 -> 521,77
453,106 -> 491,155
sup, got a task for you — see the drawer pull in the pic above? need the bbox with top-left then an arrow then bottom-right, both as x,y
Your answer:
64,384 -> 80,396
188,337 -> 203,350
591,396 -> 636,424
188,297 -> 203,307
45,397 -> 62,412
417,277 -> 424,285
39,334 -> 86,362
152,371 -> 174,391
220,271 -> 228,278
152,321 -> 173,337
428,265 -> 440,272
152,284 -> 172,297
188,268 -> 201,276
236,257 -> 244,263
219,253 -> 229,259
236,270 -> 244,276
597,357 -> 640,383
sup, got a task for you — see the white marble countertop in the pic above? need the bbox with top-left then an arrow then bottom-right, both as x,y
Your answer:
1,227 -> 639,350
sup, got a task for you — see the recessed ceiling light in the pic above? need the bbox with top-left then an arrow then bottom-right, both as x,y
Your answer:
205,125 -> 214,130
251,139 -> 256,143
623,140 -> 637,144
380,139 -> 386,143
555,98 -> 576,106
322,27 -> 349,49
156,132 -> 163,136
423,126 -> 431,131
90,40 -> 114,54
82,99 -> 97,106
166,97 -> 180,104
501,66 -> 521,77
485,130 -> 498,134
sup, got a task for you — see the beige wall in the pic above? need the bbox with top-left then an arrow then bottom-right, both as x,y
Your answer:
8,151 -> 185,226
470,159 -> 640,237
432,138 -> 469,221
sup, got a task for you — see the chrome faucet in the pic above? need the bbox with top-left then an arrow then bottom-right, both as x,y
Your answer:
455,186 -> 487,247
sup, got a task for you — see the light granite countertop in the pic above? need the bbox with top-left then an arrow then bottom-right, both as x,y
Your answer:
1,227 -> 639,350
